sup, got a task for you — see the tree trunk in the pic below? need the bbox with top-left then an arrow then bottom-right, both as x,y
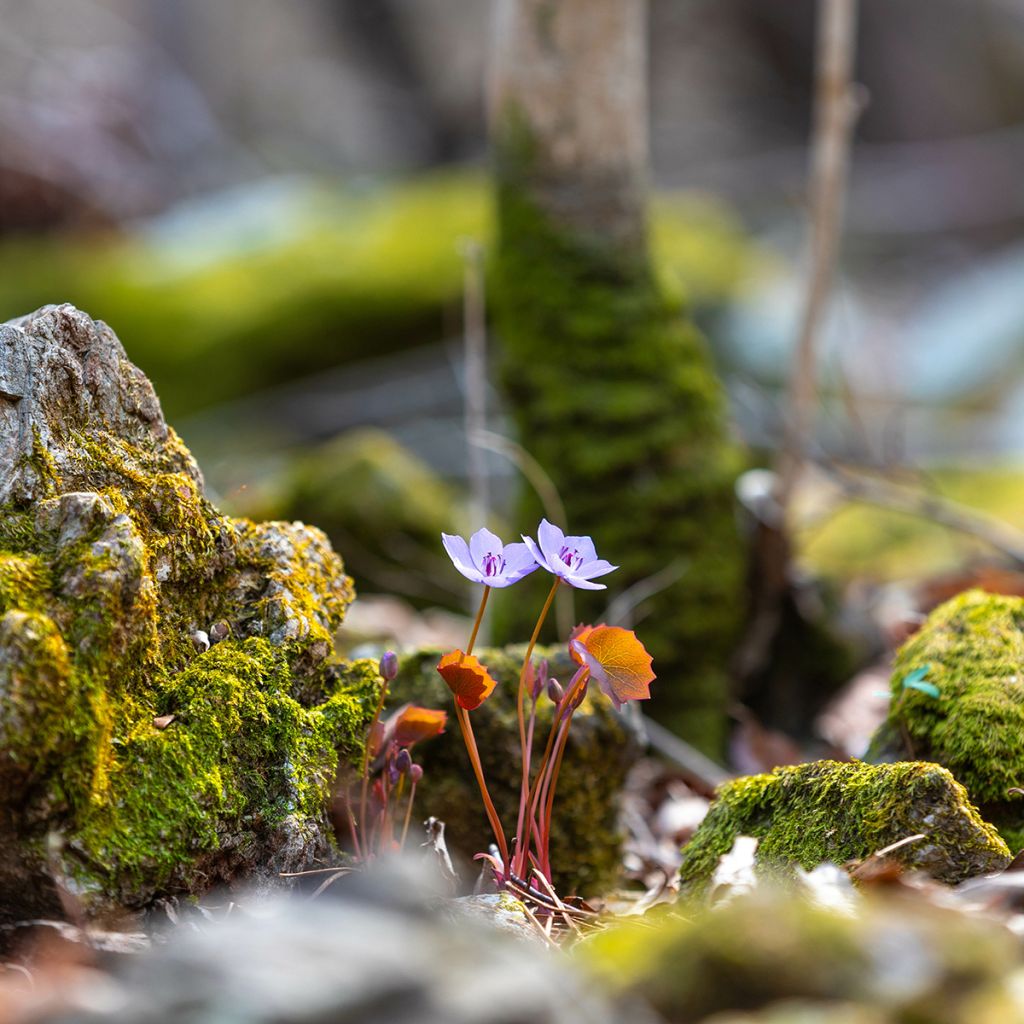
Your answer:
490,0 -> 744,755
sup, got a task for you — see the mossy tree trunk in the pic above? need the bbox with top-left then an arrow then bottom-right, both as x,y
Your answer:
490,0 -> 744,755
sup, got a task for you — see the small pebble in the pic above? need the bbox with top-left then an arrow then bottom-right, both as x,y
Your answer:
153,714 -> 175,730
209,621 -> 231,643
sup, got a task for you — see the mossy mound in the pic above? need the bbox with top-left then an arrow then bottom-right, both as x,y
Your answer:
492,126 -> 744,756
582,888 -> 1024,1023
0,306 -> 375,922
389,646 -> 639,897
677,760 -> 1009,895
866,590 -> 1024,850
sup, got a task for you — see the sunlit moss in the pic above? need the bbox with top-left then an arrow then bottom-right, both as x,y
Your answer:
867,590 -> 1024,850
677,760 -> 1008,895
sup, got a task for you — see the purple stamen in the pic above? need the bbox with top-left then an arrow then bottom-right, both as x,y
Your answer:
482,552 -> 505,577
559,545 -> 582,570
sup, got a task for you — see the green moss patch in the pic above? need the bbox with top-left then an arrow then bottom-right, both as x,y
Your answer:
867,590 -> 1024,849
678,760 -> 1009,895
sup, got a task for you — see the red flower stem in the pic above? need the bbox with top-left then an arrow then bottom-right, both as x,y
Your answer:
513,578 -> 561,871
451,585 -> 509,871
540,712 -> 575,878
359,679 -> 390,850
399,778 -> 418,850
455,702 -> 509,869
515,701 -> 562,876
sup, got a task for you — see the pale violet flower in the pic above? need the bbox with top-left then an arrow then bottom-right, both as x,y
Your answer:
522,519 -> 617,591
442,528 -> 539,587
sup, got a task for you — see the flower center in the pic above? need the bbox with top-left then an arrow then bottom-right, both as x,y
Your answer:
481,552 -> 505,577
558,545 -> 583,571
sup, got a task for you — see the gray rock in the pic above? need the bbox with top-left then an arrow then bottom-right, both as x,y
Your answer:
0,306 -> 365,927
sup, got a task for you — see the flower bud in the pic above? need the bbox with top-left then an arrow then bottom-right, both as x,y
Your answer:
547,678 -> 564,705
569,677 -> 589,711
387,759 -> 401,786
531,659 -> 549,701
395,748 -> 412,776
409,763 -> 424,784
379,650 -> 399,682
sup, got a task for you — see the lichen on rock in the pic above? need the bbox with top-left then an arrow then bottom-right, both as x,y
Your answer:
0,305 -> 374,923
677,760 -> 1009,896
866,589 -> 1024,852
388,645 -> 640,897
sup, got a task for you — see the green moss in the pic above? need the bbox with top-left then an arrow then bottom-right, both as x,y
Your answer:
388,645 -> 638,897
580,888 -> 1022,1023
0,176 -> 759,422
491,120 -> 744,753
677,760 -> 1009,895
0,403 -> 369,913
866,590 -> 1024,849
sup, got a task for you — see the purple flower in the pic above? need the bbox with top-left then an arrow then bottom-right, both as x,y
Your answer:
522,519 -> 617,591
441,527 -> 539,588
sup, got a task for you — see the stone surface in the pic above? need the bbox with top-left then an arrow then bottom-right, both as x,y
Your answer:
0,305 -> 371,925
4,862 -> 624,1024
867,589 -> 1024,852
677,760 -> 1009,896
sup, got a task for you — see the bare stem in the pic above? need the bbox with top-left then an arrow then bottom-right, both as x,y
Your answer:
466,585 -> 491,656
514,579 -> 560,861
776,0 -> 860,510
358,675 -> 390,854
455,703 -> 509,869
399,779 -> 418,851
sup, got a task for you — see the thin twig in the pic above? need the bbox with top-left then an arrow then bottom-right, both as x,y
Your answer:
815,460 -> 1024,568
776,0 -> 861,509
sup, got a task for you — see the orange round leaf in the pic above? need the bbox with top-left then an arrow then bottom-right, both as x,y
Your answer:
575,625 -> 655,708
436,650 -> 498,710
393,705 -> 448,746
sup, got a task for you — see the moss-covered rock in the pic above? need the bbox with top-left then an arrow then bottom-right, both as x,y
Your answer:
581,888 -> 1024,1024
866,590 -> 1024,851
677,760 -> 1009,895
388,645 -> 639,897
0,305 -> 376,922
492,117 -> 745,756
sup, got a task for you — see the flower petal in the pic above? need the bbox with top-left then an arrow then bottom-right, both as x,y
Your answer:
562,535 -> 597,563
522,534 -> 553,573
442,533 -> 487,584
577,626 -> 655,707
469,527 -> 504,570
575,558 -> 618,580
536,518 -> 566,567
499,542 -> 540,582
437,650 -> 499,710
562,574 -> 608,590
392,705 -> 448,746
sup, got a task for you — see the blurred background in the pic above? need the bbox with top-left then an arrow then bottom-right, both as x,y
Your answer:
2,0 -> 1023,682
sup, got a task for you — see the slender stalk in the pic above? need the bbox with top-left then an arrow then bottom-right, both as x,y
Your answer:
456,703 -> 509,869
399,779 -> 419,850
466,586 -> 491,655
513,579 -> 560,868
358,677 -> 389,850
776,0 -> 860,509
540,714 -> 575,878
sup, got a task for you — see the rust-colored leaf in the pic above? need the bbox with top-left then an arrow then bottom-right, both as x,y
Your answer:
571,625 -> 655,709
393,705 -> 448,746
436,650 -> 498,710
